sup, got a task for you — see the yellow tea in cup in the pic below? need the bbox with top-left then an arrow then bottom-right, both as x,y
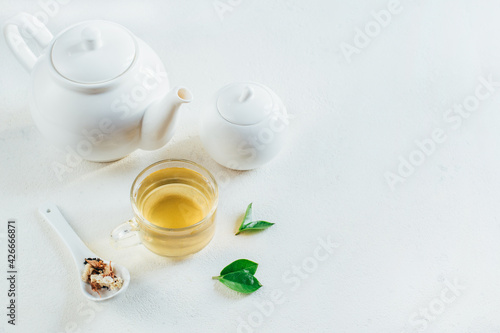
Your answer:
137,167 -> 211,229
111,160 -> 218,257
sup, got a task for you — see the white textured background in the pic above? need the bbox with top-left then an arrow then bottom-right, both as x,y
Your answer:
1,0 -> 500,332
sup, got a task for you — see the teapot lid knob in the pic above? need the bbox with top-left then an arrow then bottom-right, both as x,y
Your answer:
216,82 -> 274,126
81,26 -> 102,50
238,86 -> 254,102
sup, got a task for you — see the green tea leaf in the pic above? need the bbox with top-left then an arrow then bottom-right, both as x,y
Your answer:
220,259 -> 258,276
218,271 -> 262,294
241,202 -> 254,225
212,259 -> 263,294
236,203 -> 275,235
237,221 -> 274,234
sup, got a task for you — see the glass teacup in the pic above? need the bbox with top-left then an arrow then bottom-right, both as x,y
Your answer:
111,159 -> 218,257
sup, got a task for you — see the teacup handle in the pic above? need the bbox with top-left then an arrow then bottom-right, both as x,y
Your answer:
3,12 -> 53,72
111,219 -> 141,248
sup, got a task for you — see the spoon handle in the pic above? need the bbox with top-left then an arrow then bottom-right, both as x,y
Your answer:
39,203 -> 96,267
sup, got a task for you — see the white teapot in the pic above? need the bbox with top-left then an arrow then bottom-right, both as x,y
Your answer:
3,13 -> 192,161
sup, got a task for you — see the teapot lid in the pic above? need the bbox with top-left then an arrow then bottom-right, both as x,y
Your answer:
216,82 -> 274,126
51,21 -> 136,84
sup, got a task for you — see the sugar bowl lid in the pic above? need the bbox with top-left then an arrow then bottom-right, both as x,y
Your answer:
51,21 -> 136,84
216,82 -> 274,126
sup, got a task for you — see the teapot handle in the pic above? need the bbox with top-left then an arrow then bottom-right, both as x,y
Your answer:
3,12 -> 53,73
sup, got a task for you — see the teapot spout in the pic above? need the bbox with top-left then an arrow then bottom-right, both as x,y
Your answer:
140,87 -> 192,151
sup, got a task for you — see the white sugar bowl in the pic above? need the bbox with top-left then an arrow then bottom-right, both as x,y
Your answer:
200,82 -> 288,170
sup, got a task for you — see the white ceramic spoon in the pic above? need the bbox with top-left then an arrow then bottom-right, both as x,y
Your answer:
39,203 -> 130,301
